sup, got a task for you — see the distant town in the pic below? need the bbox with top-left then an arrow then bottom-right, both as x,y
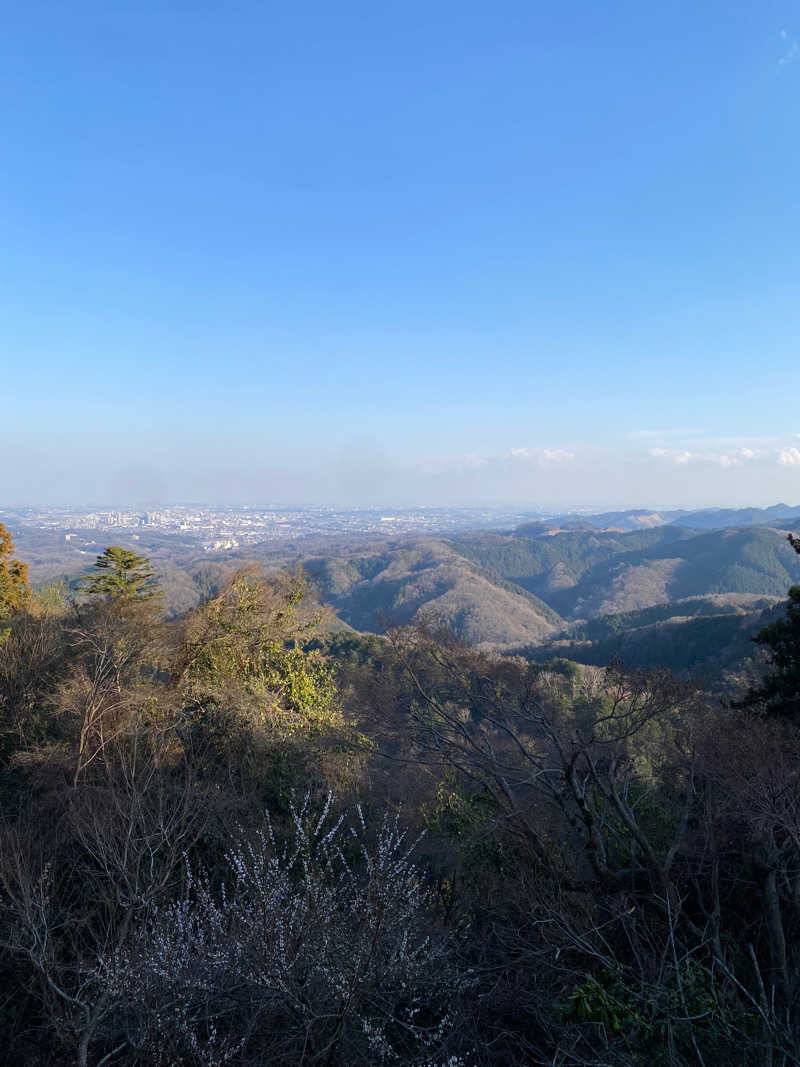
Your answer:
0,504 -> 553,552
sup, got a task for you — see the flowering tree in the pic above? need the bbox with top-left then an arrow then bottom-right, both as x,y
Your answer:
96,796 -> 468,1065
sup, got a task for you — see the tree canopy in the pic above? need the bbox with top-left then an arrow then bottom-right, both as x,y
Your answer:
0,523 -> 31,619
739,533 -> 800,718
78,546 -> 162,603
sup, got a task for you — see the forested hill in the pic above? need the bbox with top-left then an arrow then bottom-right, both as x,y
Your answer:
529,502 -> 800,532
671,502 -> 800,530
11,519 -> 800,672
450,525 -> 800,620
7,525 -> 800,1063
524,594 -> 782,680
450,526 -> 695,603
302,539 -> 563,649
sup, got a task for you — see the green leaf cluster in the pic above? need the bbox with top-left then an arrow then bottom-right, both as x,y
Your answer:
177,568 -> 341,737
77,546 -> 162,604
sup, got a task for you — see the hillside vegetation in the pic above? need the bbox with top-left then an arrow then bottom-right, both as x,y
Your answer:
452,524 -> 800,620
525,594 -> 782,680
4,525 -> 800,1062
15,521 -> 800,670
451,525 -> 694,599
302,539 -> 563,649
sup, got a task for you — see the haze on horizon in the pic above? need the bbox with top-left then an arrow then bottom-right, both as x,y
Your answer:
3,2 -> 800,511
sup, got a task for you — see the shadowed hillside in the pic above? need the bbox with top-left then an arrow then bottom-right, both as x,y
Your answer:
451,526 -> 800,620
450,526 -> 694,605
548,527 -> 800,619
522,593 -> 783,681
302,539 -> 564,650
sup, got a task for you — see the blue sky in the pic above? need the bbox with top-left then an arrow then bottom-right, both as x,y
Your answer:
3,1 -> 800,507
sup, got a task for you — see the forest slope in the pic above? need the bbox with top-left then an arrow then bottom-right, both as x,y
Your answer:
12,521 -> 800,671
451,526 -> 800,620
302,539 -> 563,650
524,594 -> 782,680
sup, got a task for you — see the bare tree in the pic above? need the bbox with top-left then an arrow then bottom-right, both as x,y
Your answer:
377,626 -> 800,1064
96,795 -> 469,1065
0,716 -> 210,1067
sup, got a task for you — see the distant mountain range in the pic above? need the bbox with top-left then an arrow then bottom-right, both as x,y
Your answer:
11,503 -> 800,681
540,503 -> 800,533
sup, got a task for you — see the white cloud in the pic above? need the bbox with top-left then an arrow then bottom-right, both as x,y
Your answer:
505,446 -> 574,465
716,450 -> 752,468
778,447 -> 800,466
460,452 -> 487,470
779,28 -> 799,67
648,447 -> 760,467
541,448 -> 575,464
649,448 -> 694,464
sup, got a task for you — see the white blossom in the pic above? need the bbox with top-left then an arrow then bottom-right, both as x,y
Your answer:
95,795 -> 469,1064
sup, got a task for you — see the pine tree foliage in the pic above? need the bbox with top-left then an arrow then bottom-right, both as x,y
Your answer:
78,546 -> 162,603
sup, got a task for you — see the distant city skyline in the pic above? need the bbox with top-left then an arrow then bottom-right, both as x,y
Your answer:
4,3 -> 800,507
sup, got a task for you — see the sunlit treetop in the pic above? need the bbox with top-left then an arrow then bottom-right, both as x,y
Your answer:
78,546 -> 162,604
0,522 -> 31,619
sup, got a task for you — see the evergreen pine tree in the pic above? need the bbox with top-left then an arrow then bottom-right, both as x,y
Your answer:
78,546 -> 162,603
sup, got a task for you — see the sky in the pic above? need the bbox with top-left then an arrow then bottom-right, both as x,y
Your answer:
3,0 -> 800,509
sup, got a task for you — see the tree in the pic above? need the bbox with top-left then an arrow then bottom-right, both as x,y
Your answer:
173,567 -> 356,805
175,566 -> 339,733
95,798 -> 463,1065
78,547 -> 161,604
0,523 -> 31,620
740,533 -> 800,718
375,626 -> 800,1063
0,718 -> 210,1067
